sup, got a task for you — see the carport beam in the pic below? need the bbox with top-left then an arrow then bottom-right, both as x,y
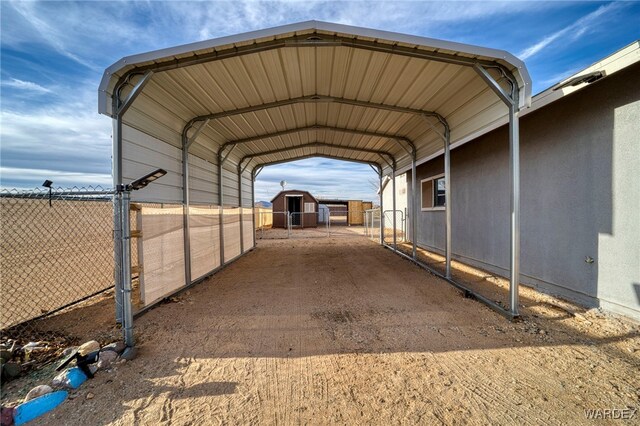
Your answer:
112,71 -> 153,342
251,169 -> 257,248
237,168 -> 244,254
217,152 -> 225,267
444,128 -> 452,279
180,119 -> 210,290
411,156 -> 417,260
182,142 -> 192,287
379,173 -> 384,245
509,104 -> 520,316
473,64 -> 521,317
392,166 -> 397,251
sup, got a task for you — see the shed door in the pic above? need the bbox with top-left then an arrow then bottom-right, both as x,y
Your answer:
287,196 -> 302,226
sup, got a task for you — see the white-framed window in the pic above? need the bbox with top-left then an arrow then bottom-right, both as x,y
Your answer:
304,202 -> 315,213
421,174 -> 446,211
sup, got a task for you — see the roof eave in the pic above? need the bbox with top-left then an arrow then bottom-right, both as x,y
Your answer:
99,20 -> 531,116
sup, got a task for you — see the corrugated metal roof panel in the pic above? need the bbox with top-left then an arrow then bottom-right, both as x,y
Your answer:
101,21 -> 532,199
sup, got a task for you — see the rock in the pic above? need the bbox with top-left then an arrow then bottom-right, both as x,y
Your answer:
2,362 -> 21,379
86,392 -> 94,400
539,330 -> 547,335
25,385 -> 53,402
97,350 -> 118,370
77,341 -> 100,356
100,341 -> 126,355
120,347 -> 137,361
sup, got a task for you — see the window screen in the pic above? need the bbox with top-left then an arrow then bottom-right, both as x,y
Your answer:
421,180 -> 433,209
433,177 -> 446,207
421,176 -> 445,209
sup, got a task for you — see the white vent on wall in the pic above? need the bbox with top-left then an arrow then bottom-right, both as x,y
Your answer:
304,202 -> 315,213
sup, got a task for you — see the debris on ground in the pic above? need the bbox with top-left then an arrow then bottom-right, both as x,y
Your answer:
1,339 -> 133,425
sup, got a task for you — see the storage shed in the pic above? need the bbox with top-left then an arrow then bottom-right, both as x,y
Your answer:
271,190 -> 319,228
317,199 -> 373,225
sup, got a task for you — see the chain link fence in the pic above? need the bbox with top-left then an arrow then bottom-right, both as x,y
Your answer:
1,186 -> 118,348
256,209 -> 374,239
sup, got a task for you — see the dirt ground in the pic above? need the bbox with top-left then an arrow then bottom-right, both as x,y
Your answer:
18,231 -> 640,424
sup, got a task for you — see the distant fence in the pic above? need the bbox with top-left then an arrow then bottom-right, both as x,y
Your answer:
255,207 -> 273,229
0,187 -> 116,334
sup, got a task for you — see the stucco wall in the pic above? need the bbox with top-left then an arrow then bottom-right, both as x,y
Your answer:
382,173 -> 408,235
409,62 -> 640,320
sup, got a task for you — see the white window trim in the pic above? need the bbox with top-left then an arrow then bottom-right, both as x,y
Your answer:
421,173 -> 446,212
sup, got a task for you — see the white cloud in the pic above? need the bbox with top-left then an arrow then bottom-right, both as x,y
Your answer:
0,80 -> 113,188
518,2 -> 626,60
2,78 -> 51,94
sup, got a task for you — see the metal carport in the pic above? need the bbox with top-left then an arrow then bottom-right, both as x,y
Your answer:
98,21 -> 531,346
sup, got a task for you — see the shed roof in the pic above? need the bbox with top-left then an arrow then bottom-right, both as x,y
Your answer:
270,189 -> 319,204
99,20 -> 531,174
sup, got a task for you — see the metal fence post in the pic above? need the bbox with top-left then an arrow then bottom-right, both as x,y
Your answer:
119,187 -> 134,347
113,191 -> 123,324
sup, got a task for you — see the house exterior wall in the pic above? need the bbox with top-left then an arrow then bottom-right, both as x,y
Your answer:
382,173 -> 408,234
271,190 -> 318,228
409,62 -> 640,320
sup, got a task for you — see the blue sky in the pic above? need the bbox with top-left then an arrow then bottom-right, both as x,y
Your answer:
1,1 -> 638,202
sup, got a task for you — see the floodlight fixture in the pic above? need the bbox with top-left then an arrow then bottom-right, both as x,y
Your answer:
128,168 -> 167,191
42,179 -> 53,206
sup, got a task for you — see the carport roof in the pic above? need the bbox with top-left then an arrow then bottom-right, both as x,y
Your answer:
99,20 -> 531,173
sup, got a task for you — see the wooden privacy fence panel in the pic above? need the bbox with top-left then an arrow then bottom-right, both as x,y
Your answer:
242,208 -> 254,249
255,208 -> 273,228
223,208 -> 241,262
140,205 -> 185,306
189,205 -> 221,281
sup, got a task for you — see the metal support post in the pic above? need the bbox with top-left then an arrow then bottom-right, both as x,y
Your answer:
392,166 -> 397,251
182,141 -> 192,286
474,64 -> 521,317
251,170 -> 257,248
379,174 -> 384,245
217,154 -> 225,266
509,104 -> 520,316
111,71 -> 154,331
237,169 -> 244,254
444,127 -> 452,278
120,188 -> 134,347
411,156 -> 417,260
